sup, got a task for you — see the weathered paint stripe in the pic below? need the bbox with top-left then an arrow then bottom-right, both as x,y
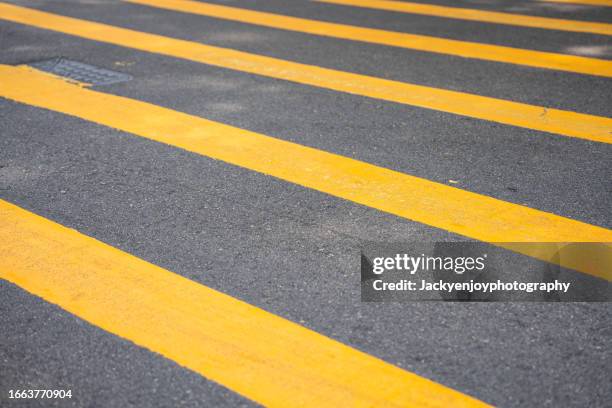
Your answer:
1,65 -> 610,281
0,199 -> 491,407
316,0 -> 612,35
0,3 -> 611,144
127,0 -> 612,77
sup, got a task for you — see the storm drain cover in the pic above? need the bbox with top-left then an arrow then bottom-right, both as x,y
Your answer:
27,57 -> 132,86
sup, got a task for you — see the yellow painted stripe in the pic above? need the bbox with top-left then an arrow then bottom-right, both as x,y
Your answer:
1,65 -> 610,281
1,4 -> 611,144
127,0 -> 612,77
0,199 -> 490,407
316,0 -> 612,35
539,0 -> 612,6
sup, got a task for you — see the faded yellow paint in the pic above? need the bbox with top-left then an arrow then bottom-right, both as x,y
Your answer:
0,199 -> 491,407
1,65 -> 610,280
0,3 -> 611,143
317,0 -> 612,35
127,0 -> 612,76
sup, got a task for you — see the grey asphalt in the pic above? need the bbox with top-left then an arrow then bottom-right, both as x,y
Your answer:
1,0 -> 611,407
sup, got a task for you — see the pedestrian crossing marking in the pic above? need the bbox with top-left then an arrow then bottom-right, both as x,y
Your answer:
127,0 -> 612,77
317,0 -> 612,35
0,3 -> 611,144
0,199 -> 490,408
1,64 -> 610,281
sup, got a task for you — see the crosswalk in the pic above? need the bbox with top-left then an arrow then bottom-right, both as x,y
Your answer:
1,2 -> 611,144
1,199 -> 488,407
316,0 -> 612,34
126,0 -> 612,76
1,0 -> 610,407
1,64 -> 610,279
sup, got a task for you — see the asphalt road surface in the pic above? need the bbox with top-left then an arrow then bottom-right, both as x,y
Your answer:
1,0 -> 611,407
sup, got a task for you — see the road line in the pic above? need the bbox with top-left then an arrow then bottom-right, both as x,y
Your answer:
0,199 -> 490,407
1,4 -> 611,144
1,65 -> 610,281
127,0 -> 612,76
316,0 -> 612,35
539,0 -> 612,6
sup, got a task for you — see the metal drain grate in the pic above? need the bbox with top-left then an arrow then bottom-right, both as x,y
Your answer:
27,57 -> 132,86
